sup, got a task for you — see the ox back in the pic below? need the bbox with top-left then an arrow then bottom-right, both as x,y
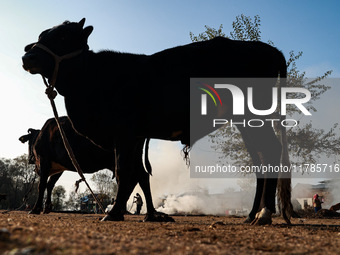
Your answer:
54,38 -> 285,150
22,20 -> 286,149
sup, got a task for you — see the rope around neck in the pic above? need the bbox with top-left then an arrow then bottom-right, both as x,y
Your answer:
37,43 -> 106,214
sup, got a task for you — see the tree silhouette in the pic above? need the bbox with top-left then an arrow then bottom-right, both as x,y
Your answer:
191,14 -> 339,167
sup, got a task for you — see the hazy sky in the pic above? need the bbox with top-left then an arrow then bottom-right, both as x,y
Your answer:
0,0 -> 339,196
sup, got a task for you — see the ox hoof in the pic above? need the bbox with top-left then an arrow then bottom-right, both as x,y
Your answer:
252,217 -> 272,226
143,212 -> 175,222
101,213 -> 124,222
243,216 -> 254,224
43,204 -> 53,214
251,208 -> 272,226
28,209 -> 41,215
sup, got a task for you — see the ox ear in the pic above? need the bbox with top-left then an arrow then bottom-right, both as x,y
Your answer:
24,43 -> 36,52
82,26 -> 93,39
79,18 -> 86,28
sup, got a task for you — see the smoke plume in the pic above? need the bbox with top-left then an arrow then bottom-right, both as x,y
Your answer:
129,140 -> 254,215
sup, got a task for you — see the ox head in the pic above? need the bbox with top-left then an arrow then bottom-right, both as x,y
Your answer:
22,18 -> 93,79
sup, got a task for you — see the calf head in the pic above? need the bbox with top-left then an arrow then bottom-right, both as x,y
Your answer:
22,18 -> 93,79
19,128 -> 40,164
19,128 -> 39,143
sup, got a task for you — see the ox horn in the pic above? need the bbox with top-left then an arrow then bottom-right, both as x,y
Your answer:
27,128 -> 34,133
79,18 -> 86,28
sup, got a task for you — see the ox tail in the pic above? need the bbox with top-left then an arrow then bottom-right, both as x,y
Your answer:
182,144 -> 191,166
144,138 -> 152,175
75,179 -> 83,193
277,64 -> 293,225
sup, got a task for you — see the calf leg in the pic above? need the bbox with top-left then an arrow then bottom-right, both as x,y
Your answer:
43,172 -> 63,214
29,161 -> 50,214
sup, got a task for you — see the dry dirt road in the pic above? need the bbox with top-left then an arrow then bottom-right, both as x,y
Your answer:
0,210 -> 339,254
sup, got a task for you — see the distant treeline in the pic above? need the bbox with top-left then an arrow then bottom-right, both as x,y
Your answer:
0,155 -> 116,212
0,155 -> 38,210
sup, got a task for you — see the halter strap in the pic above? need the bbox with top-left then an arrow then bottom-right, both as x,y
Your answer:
33,43 -> 84,93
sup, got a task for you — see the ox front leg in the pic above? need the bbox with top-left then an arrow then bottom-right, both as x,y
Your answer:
29,162 -> 50,214
102,138 -> 139,221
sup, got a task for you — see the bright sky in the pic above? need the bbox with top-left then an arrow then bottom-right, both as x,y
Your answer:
0,0 -> 339,195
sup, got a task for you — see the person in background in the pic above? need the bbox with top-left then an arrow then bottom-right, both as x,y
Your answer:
133,193 -> 143,215
313,194 -> 323,213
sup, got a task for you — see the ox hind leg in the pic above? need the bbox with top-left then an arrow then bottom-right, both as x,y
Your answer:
43,172 -> 63,214
117,138 -> 174,222
238,124 -> 281,225
102,138 -> 140,221
138,168 -> 173,222
133,138 -> 156,215
29,160 -> 51,214
136,146 -> 174,222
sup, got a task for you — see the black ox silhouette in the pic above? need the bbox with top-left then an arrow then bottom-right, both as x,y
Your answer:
19,116 -> 161,220
22,18 -> 292,225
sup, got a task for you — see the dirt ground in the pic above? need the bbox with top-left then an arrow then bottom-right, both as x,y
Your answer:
0,210 -> 339,255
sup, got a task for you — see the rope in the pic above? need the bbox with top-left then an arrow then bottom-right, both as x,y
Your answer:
42,76 -> 106,214
35,42 -> 106,214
